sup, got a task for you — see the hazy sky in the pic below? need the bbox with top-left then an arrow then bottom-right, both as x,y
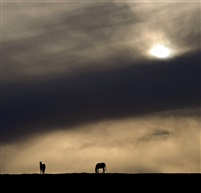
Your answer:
1,0 -> 200,174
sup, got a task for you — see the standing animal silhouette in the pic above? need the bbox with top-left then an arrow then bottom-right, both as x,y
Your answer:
95,162 -> 107,173
39,161 -> 46,174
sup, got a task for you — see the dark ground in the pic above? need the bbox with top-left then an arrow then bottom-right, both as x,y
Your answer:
0,173 -> 198,191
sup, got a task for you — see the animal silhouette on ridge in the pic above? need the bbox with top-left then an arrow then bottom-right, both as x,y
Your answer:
95,162 -> 107,173
39,161 -> 46,174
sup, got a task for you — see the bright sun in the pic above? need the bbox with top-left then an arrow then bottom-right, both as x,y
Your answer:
150,44 -> 171,59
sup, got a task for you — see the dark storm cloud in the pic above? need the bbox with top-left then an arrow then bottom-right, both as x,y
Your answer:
3,51 -> 200,144
2,1 -> 200,144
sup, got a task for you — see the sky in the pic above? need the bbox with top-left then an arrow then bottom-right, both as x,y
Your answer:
1,0 -> 200,174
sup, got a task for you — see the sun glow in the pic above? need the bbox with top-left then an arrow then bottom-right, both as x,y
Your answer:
150,44 -> 171,59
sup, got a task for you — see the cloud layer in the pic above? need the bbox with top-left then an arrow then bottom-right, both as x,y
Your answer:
2,108 -> 200,174
3,1 -> 200,81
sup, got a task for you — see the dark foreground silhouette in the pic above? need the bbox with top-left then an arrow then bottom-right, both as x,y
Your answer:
0,172 -> 196,192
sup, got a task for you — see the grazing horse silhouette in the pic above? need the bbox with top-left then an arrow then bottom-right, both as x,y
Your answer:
39,161 -> 46,174
95,162 -> 107,173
